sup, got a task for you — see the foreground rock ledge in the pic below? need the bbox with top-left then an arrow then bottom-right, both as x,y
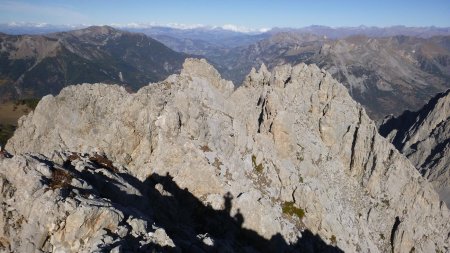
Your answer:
3,59 -> 449,252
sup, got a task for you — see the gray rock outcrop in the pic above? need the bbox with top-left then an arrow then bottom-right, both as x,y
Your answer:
0,152 -> 177,252
3,59 -> 449,252
380,89 -> 450,206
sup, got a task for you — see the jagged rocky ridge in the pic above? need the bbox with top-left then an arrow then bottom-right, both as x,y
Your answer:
2,59 -> 449,252
211,33 -> 450,120
380,89 -> 450,207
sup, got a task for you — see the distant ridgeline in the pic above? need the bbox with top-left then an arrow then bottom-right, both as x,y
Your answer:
0,26 -> 189,103
207,33 -> 450,120
1,25 -> 449,122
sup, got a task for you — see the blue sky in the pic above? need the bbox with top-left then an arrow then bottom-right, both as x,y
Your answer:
0,0 -> 449,29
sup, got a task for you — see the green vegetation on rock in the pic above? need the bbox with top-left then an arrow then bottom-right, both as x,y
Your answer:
282,201 -> 305,219
252,154 -> 263,173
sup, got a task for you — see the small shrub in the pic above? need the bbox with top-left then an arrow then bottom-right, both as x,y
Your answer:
67,153 -> 80,161
212,157 -> 223,170
200,145 -> 212,152
49,168 -> 73,190
255,163 -> 263,173
381,199 -> 390,207
282,201 -> 305,219
252,154 -> 263,173
296,151 -> 304,162
379,233 -> 385,240
89,154 -> 119,173
330,235 -> 337,245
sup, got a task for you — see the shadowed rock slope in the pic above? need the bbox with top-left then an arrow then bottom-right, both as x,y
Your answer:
0,26 -> 187,102
380,89 -> 450,207
0,151 -> 341,252
4,59 -> 450,252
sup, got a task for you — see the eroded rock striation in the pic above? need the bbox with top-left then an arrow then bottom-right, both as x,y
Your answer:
2,59 -> 449,252
380,89 -> 450,207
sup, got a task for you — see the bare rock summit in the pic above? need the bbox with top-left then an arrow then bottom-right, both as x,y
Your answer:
2,59 -> 449,252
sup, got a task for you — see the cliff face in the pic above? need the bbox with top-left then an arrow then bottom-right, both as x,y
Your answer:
3,59 -> 449,252
380,89 -> 450,206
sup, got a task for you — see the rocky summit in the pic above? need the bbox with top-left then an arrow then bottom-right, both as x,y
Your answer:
2,59 -> 449,252
212,33 -> 450,120
380,89 -> 450,207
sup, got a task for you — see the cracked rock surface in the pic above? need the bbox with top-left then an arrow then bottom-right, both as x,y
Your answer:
3,58 -> 449,252
380,89 -> 450,207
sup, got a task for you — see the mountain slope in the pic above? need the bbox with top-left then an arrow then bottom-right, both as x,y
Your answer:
380,89 -> 450,206
213,33 -> 450,120
0,26 -> 188,102
208,32 -> 325,84
314,36 -> 450,119
5,59 -> 449,252
136,26 -> 270,60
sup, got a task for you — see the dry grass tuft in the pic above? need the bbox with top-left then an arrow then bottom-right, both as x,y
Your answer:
49,168 -> 73,190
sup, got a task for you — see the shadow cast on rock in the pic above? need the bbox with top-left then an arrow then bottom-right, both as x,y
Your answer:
57,154 -> 343,253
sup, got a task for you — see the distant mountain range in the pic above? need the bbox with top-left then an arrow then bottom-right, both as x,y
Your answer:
1,24 -> 449,120
0,26 -> 188,102
208,33 -> 450,120
2,23 -> 450,37
269,25 -> 450,39
0,23 -> 270,58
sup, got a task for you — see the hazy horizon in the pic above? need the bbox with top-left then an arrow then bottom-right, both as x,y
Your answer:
1,0 -> 449,32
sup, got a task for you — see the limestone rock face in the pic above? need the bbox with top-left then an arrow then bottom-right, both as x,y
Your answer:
0,152 -> 174,252
5,59 -> 450,252
380,89 -> 450,206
